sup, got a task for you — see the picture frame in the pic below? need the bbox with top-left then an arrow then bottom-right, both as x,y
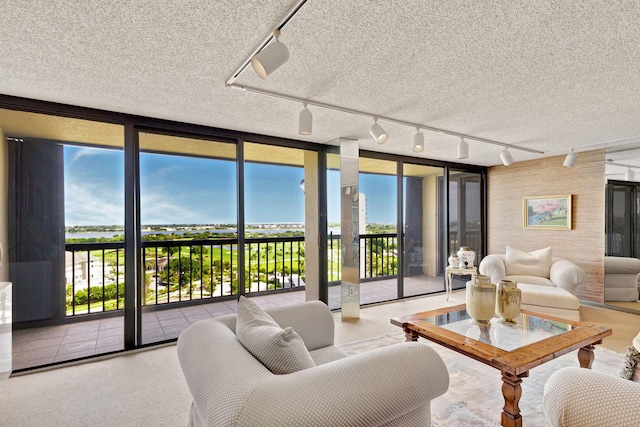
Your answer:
523,194 -> 572,230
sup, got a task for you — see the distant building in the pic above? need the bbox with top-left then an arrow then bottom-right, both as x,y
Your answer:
65,251 -> 111,289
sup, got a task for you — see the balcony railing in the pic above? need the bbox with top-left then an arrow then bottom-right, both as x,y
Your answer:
66,230 -> 478,317
65,236 -> 305,316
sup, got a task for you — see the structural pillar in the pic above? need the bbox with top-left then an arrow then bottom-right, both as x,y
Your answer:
340,138 -> 360,319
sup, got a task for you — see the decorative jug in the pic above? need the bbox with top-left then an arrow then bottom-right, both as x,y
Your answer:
495,280 -> 521,323
465,274 -> 496,325
457,247 -> 475,269
448,254 -> 460,268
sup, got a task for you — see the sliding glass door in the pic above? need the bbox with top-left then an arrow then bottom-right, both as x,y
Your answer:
402,163 -> 445,297
138,132 -> 237,344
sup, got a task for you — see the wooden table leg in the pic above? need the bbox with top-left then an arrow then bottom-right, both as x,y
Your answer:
501,371 -> 528,427
404,328 -> 419,342
578,343 -> 596,368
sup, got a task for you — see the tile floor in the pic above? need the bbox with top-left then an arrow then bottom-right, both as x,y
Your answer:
11,274 -> 456,371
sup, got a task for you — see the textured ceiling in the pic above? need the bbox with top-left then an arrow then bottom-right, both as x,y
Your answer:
2,0 -> 640,174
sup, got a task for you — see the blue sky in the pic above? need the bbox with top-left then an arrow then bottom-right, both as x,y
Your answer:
64,146 -> 397,226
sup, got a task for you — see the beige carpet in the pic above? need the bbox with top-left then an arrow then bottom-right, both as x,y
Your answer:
338,333 -> 625,427
0,344 -> 192,427
1,295 -> 636,426
0,330 -> 626,427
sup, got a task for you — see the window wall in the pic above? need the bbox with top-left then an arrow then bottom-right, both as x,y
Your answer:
0,97 -> 487,371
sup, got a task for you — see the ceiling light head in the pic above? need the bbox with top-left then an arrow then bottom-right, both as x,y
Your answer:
298,103 -> 312,135
626,168 -> 635,181
563,149 -> 577,168
500,148 -> 514,166
369,118 -> 388,144
412,127 -> 424,153
251,29 -> 289,80
457,137 -> 469,159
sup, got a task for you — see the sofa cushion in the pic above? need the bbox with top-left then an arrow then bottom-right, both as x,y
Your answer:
517,282 -> 580,310
506,275 -> 555,287
236,296 -> 315,374
505,246 -> 552,278
604,256 -> 640,274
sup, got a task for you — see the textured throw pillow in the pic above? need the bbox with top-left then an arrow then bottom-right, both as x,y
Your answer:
236,296 -> 315,375
505,246 -> 552,278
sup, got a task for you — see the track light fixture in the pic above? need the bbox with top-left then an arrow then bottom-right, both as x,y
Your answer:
563,149 -> 577,168
457,137 -> 469,159
251,29 -> 289,80
626,168 -> 635,181
298,103 -> 312,135
369,118 -> 388,144
412,127 -> 424,153
500,147 -> 514,166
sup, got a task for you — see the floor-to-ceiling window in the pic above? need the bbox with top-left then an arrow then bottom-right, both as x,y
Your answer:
358,158 -> 398,304
243,142 -> 314,305
402,163 -> 445,297
138,132 -> 237,344
446,170 -> 484,292
4,109 -> 125,370
606,180 -> 640,257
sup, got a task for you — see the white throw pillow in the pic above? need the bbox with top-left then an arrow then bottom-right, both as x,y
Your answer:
236,296 -> 315,375
505,246 -> 552,278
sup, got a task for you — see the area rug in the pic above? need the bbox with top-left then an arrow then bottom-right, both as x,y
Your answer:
338,333 -> 625,427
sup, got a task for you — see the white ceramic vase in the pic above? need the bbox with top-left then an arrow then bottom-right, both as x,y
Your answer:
457,246 -> 475,268
448,254 -> 460,268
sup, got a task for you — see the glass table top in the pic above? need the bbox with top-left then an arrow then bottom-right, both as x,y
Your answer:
420,308 -> 573,352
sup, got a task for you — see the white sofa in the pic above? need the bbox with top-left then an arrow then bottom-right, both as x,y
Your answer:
604,256 -> 640,301
479,247 -> 584,321
177,300 -> 450,426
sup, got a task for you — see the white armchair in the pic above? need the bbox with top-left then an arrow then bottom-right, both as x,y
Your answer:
177,300 -> 450,426
479,247 -> 585,321
543,368 -> 640,426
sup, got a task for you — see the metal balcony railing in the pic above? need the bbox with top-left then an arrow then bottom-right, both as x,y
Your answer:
65,236 -> 306,316
65,230 -> 478,317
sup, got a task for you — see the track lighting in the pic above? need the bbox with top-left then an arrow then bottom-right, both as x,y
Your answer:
298,103 -> 312,135
412,127 -> 424,152
563,149 -> 577,167
457,137 -> 469,159
251,29 -> 289,80
626,168 -> 635,181
500,148 -> 514,166
369,118 -> 388,144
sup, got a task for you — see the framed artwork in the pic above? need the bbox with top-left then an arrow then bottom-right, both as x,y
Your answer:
523,194 -> 572,230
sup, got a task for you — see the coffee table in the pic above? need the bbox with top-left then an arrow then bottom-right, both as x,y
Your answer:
391,304 -> 612,427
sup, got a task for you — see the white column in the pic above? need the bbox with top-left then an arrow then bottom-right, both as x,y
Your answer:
340,138 -> 360,320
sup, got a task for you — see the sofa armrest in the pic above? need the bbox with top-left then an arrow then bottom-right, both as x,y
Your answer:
237,342 -> 449,426
549,259 -> 585,296
479,254 -> 506,284
543,367 -> 640,427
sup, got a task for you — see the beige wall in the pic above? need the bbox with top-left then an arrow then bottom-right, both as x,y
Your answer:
487,149 -> 605,303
